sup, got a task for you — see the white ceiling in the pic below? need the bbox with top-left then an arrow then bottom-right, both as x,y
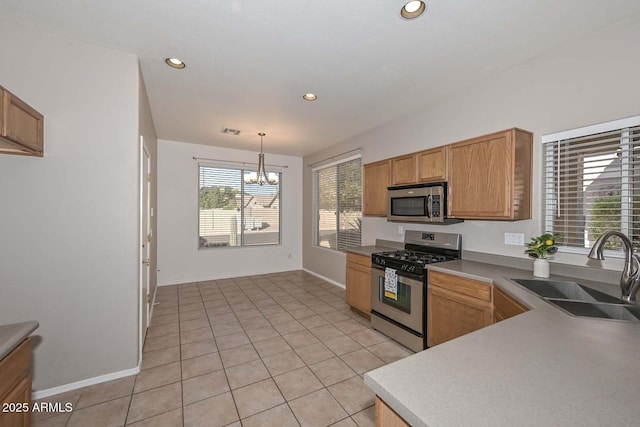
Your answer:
2,0 -> 639,156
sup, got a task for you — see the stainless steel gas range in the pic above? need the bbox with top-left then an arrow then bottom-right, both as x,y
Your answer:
370,230 -> 462,352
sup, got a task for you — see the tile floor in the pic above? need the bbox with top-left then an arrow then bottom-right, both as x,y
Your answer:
32,270 -> 414,427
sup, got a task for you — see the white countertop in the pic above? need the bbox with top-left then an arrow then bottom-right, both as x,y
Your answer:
0,321 -> 39,359
364,260 -> 640,426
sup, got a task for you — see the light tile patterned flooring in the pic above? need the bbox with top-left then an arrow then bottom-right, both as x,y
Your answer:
32,271 -> 413,427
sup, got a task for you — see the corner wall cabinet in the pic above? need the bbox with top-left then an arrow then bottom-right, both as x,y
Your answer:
345,252 -> 372,318
493,286 -> 528,323
0,86 -> 44,157
0,338 -> 32,427
363,160 -> 391,216
448,128 -> 532,220
427,271 -> 492,347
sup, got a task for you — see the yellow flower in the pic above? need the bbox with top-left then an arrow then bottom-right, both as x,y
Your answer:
545,239 -> 554,246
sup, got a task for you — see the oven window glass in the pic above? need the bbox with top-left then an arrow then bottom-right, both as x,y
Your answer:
391,197 -> 427,217
382,279 -> 411,314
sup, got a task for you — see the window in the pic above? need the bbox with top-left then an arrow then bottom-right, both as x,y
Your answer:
542,117 -> 640,253
198,165 -> 280,248
313,156 -> 362,252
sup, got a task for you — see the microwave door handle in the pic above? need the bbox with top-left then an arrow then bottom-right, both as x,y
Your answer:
425,194 -> 431,219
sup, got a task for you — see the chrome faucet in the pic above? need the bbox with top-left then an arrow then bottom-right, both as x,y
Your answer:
587,231 -> 638,302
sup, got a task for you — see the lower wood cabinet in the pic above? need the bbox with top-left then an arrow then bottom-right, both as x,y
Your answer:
493,286 -> 528,323
345,253 -> 372,318
0,338 -> 32,427
427,271 -> 492,347
375,396 -> 410,427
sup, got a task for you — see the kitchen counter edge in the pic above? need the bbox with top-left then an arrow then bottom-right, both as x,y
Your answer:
0,321 -> 39,360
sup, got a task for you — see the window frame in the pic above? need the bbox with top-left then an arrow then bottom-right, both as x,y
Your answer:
197,162 -> 282,250
542,116 -> 640,256
312,154 -> 363,253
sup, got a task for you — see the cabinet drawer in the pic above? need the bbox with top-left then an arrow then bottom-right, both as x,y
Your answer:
346,252 -> 371,268
0,338 -> 31,392
428,271 -> 491,302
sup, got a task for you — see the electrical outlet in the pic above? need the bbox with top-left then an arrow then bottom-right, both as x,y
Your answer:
504,232 -> 525,246
398,225 -> 404,235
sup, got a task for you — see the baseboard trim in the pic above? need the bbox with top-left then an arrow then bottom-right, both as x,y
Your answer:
302,268 -> 345,289
32,366 -> 140,400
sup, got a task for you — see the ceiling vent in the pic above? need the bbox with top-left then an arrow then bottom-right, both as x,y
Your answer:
220,127 -> 241,135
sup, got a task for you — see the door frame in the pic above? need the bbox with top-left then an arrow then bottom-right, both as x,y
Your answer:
139,136 -> 152,362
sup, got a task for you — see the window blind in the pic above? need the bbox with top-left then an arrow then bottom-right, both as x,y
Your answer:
199,165 -> 280,248
313,156 -> 362,252
543,122 -> 640,252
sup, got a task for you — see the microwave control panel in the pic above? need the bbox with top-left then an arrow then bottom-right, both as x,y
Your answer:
431,194 -> 441,218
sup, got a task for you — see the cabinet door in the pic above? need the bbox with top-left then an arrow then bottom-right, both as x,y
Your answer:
0,87 -> 44,157
449,133 -> 513,219
493,286 -> 528,323
0,339 -> 32,427
391,154 -> 416,186
448,128 -> 532,220
363,160 -> 391,216
427,285 -> 492,347
346,261 -> 371,317
375,396 -> 410,427
0,376 -> 31,427
416,146 -> 447,183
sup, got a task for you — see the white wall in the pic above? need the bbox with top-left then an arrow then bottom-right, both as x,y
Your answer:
303,16 -> 640,283
157,140 -> 303,285
0,20 -> 141,390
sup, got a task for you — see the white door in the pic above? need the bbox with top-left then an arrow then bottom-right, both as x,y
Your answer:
140,137 -> 151,356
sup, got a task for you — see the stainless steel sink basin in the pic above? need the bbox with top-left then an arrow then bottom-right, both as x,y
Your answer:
546,300 -> 640,322
510,279 -> 625,304
509,278 -> 640,322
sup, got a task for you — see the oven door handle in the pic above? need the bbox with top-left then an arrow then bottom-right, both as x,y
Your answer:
378,275 -> 384,300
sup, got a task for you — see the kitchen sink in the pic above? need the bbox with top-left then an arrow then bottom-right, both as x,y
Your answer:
510,278 -> 640,322
510,279 -> 625,304
546,300 -> 640,322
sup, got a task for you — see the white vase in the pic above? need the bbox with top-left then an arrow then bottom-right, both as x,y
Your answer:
533,258 -> 550,278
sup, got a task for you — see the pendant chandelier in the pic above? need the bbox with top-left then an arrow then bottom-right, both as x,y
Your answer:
243,132 -> 278,186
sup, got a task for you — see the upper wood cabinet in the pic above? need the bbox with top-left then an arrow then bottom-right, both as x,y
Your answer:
363,160 -> 391,216
416,146 -> 447,183
0,86 -> 44,157
390,146 -> 448,186
448,128 -> 532,220
391,154 -> 416,186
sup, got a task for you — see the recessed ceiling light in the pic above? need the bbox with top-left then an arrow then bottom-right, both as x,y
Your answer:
401,1 -> 426,19
165,57 -> 186,69
303,93 -> 317,101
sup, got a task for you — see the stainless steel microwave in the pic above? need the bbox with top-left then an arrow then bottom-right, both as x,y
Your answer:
387,183 -> 461,224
